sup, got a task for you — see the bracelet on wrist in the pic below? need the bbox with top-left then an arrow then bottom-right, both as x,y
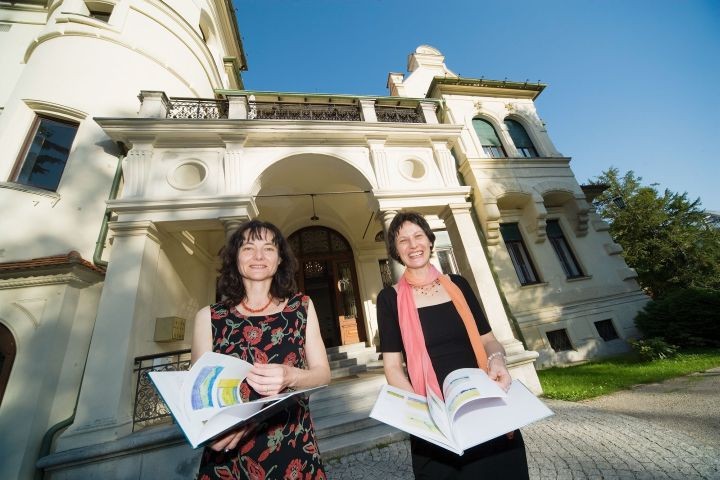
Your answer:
487,352 -> 506,365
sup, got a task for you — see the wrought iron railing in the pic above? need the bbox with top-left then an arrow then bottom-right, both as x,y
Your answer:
249,101 -> 362,121
132,349 -> 191,431
375,105 -> 425,123
167,98 -> 229,119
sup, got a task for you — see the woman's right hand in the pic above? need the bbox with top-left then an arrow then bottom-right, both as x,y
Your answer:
209,426 -> 249,452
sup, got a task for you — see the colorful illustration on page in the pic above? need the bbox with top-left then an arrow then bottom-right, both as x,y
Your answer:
191,366 -> 223,410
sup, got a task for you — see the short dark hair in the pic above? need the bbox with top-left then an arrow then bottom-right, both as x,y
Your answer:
386,211 -> 435,265
217,220 -> 298,307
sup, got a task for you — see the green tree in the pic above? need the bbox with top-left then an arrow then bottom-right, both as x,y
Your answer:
590,167 -> 720,297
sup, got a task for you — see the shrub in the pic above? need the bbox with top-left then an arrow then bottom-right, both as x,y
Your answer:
635,288 -> 720,347
629,337 -> 679,361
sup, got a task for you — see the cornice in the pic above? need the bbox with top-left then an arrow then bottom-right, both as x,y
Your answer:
94,118 -> 465,147
429,76 -> 546,100
0,269 -> 103,289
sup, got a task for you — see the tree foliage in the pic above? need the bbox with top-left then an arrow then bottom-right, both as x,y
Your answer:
590,167 -> 720,297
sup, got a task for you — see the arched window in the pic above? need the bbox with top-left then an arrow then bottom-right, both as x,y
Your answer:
0,324 -> 16,407
504,119 -> 538,157
472,118 -> 506,158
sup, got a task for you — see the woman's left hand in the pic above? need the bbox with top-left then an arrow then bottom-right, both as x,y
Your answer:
488,356 -> 512,392
246,363 -> 297,396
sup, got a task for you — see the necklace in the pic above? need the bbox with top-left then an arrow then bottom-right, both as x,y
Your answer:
241,295 -> 273,313
410,278 -> 441,296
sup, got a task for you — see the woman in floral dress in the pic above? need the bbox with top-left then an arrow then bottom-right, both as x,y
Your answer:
192,220 -> 330,480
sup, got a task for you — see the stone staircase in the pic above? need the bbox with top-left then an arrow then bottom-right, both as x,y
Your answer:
310,343 -> 408,459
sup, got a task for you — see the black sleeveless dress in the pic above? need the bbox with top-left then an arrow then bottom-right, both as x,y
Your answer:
197,294 -> 326,480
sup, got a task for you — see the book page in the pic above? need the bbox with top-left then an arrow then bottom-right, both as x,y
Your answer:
149,370 -> 203,446
451,379 -> 554,451
423,369 -> 454,442
442,368 -> 507,420
181,352 -> 254,423
369,384 -> 463,455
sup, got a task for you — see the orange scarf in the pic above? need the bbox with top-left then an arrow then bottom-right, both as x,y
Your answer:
397,265 -> 488,398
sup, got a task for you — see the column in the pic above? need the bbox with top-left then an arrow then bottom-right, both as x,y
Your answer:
440,204 -> 542,392
56,221 -> 162,450
379,210 -> 404,282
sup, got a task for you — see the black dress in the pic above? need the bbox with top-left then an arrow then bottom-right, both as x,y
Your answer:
377,274 -> 528,480
197,294 -> 326,480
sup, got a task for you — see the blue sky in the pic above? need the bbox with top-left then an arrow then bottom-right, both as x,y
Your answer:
233,0 -> 720,209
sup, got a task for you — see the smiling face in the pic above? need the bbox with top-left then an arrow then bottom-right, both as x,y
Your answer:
236,228 -> 281,282
395,221 -> 433,270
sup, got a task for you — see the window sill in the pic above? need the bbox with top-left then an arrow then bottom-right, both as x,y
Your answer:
519,281 -> 548,290
566,275 -> 592,282
0,181 -> 60,200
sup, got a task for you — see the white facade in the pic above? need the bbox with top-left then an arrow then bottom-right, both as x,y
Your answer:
0,3 -> 647,479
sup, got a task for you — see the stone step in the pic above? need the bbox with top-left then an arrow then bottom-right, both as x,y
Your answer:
308,371 -> 398,459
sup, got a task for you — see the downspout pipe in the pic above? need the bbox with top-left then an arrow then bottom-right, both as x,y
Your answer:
35,147 -> 125,480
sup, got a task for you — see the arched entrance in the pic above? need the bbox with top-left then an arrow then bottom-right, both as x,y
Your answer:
0,324 -> 16,407
288,227 -> 366,348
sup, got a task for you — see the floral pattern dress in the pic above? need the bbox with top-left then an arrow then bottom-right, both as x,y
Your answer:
197,294 -> 326,480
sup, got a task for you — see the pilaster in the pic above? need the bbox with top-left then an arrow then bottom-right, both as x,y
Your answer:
122,142 -> 153,197
440,203 -> 541,393
222,139 -> 246,194
55,221 -> 162,450
368,138 -> 390,189
431,141 -> 460,187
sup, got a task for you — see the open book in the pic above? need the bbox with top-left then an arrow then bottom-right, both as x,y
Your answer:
149,351 -> 324,449
370,368 -> 553,455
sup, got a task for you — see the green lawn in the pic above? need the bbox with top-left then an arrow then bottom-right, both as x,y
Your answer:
537,348 -> 720,401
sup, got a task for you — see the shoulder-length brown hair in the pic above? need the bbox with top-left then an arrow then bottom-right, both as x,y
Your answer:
217,220 -> 298,307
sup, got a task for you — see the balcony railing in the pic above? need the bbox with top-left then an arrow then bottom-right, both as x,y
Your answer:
375,105 -> 425,123
159,95 -> 433,124
132,349 -> 191,431
167,98 -> 229,119
249,101 -> 362,121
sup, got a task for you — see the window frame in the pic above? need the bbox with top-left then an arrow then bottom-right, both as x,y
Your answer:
472,117 -> 507,158
9,114 -> 80,192
499,222 -> 541,286
546,328 -> 574,352
546,219 -> 584,279
504,118 -> 539,158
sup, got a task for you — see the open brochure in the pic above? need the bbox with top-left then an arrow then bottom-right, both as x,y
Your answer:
370,368 -> 553,455
149,351 -> 325,449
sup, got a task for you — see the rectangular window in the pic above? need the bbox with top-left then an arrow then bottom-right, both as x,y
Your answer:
12,115 -> 78,191
378,259 -> 393,288
594,319 -> 619,341
433,230 -> 458,274
546,219 -> 583,278
500,223 -> 540,285
546,328 -> 573,351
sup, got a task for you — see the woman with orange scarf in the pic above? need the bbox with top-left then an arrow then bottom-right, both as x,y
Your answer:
377,212 -> 528,479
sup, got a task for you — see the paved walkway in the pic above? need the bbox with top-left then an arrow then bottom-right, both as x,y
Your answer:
325,369 -> 720,479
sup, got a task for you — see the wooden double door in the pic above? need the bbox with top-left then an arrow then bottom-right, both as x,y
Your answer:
289,227 -> 365,348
